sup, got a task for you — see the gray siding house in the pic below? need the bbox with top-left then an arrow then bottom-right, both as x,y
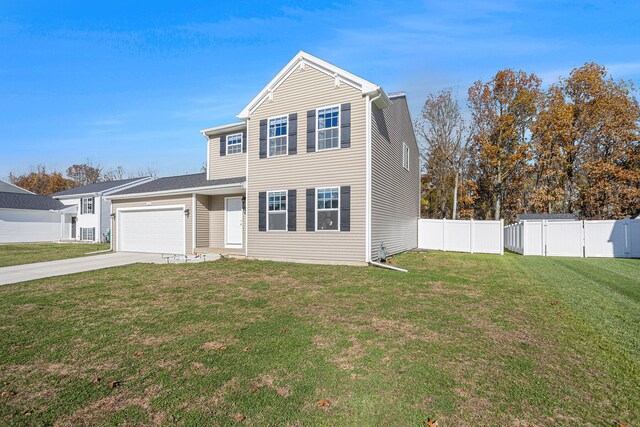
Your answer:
108,51 -> 420,264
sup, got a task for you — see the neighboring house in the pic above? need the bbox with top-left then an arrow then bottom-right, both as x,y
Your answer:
108,51 -> 420,264
0,191 -> 65,243
0,179 -> 35,194
516,213 -> 577,222
51,177 -> 151,243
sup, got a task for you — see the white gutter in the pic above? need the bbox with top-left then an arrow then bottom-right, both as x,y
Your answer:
106,182 -> 246,200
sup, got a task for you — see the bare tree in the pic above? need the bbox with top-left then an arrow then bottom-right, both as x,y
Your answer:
415,88 -> 468,219
66,161 -> 102,185
102,166 -> 127,181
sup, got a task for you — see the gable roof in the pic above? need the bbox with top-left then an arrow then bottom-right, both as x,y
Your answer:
237,51 -> 390,119
109,173 -> 246,197
0,192 -> 65,211
516,213 -> 577,221
51,177 -> 149,197
0,180 -> 34,195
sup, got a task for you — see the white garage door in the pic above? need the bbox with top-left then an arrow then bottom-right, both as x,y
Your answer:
118,207 -> 185,254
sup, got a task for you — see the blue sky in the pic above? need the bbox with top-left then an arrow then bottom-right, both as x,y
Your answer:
1,0 -> 639,179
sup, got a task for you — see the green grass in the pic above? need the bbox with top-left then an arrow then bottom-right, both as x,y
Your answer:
0,243 -> 110,267
0,252 -> 638,426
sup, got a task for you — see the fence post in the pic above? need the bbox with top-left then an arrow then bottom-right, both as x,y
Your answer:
625,219 -> 630,258
470,219 -> 474,253
442,218 -> 446,251
500,219 -> 504,255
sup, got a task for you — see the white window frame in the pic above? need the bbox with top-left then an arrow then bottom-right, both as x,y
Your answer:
267,190 -> 288,232
226,132 -> 243,155
267,115 -> 288,158
315,105 -> 341,152
402,142 -> 410,171
315,186 -> 340,232
80,227 -> 95,241
81,197 -> 94,214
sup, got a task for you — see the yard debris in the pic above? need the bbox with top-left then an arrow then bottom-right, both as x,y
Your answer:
612,421 -> 629,427
1,391 -> 16,397
280,328 -> 289,333
134,351 -> 145,357
202,342 -> 227,351
250,384 -> 261,393
232,414 -> 246,422
550,300 -> 560,306
91,374 -> 101,384
316,399 -> 331,407
243,347 -> 250,352
108,381 -> 121,389
23,411 -> 32,416
424,418 -> 438,426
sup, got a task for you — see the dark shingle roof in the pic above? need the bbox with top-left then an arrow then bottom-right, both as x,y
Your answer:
516,213 -> 577,221
110,173 -> 245,196
51,177 -> 148,197
0,192 -> 65,211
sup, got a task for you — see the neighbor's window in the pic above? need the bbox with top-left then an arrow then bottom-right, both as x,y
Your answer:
268,116 -> 288,157
226,133 -> 243,155
267,191 -> 287,231
317,106 -> 340,150
80,227 -> 95,241
402,142 -> 409,170
316,187 -> 339,231
81,197 -> 94,214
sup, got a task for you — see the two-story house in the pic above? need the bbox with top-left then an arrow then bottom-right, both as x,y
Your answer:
51,177 -> 151,243
107,51 -> 420,264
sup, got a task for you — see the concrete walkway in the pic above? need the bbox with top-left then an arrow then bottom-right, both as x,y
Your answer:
0,252 -> 165,286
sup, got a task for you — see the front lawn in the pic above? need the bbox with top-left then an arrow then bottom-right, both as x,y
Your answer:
0,252 -> 638,425
0,243 -> 110,267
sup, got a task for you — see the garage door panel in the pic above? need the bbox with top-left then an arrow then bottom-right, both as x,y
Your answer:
119,208 -> 184,254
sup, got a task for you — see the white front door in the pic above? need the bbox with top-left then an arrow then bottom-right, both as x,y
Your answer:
225,197 -> 243,248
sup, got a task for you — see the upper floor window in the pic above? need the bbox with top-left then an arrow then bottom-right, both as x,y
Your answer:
81,197 -> 94,214
316,187 -> 339,231
317,106 -> 340,151
402,143 -> 410,171
268,116 -> 288,157
226,133 -> 243,155
267,190 -> 287,231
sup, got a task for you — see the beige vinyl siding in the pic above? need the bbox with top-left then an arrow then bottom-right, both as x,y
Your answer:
208,131 -> 247,180
209,194 -> 246,249
370,96 -> 420,260
111,195 -> 193,253
247,65 -> 367,263
195,194 -> 210,248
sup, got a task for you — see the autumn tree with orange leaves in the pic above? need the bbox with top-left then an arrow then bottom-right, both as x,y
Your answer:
530,63 -> 640,219
467,69 -> 542,222
9,165 -> 77,195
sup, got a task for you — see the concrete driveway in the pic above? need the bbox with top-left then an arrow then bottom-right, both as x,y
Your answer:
0,252 -> 164,286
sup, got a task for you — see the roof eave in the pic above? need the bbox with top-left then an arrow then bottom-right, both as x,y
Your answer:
106,181 -> 247,200
200,122 -> 247,139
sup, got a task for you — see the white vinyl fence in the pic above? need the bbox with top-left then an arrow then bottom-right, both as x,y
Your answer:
418,219 -> 504,255
504,219 -> 640,258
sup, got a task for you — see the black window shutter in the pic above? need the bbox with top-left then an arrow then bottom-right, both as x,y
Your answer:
306,110 -> 316,152
340,186 -> 351,231
306,188 -> 315,231
288,113 -> 297,155
242,131 -> 247,153
340,103 -> 351,148
220,135 -> 226,156
259,119 -> 267,159
287,189 -> 296,231
92,197 -> 95,214
258,192 -> 266,231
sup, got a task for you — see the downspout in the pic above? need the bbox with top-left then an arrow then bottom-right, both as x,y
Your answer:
366,91 -> 383,264
370,261 -> 408,273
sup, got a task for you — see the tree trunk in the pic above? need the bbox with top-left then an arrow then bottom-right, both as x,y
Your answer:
452,170 -> 459,220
